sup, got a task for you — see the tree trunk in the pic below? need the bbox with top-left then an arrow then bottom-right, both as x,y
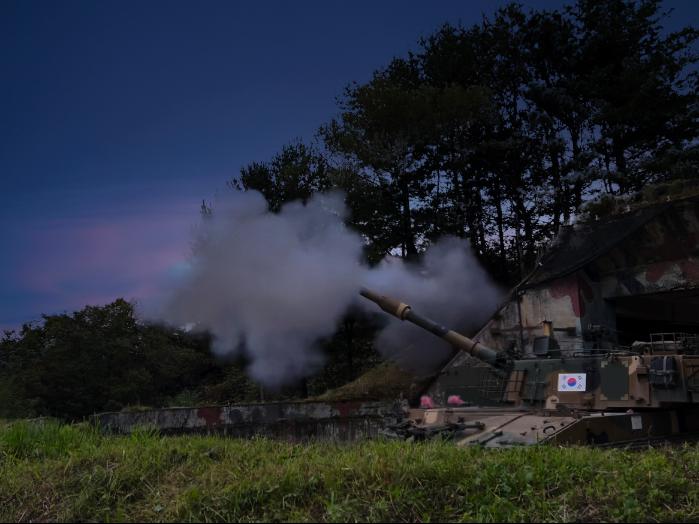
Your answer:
399,176 -> 418,259
460,189 -> 470,240
569,127 -> 583,214
613,137 -> 628,194
551,150 -> 562,231
494,183 -> 506,262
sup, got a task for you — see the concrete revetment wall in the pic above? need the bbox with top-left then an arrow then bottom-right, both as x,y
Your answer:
94,400 -> 406,441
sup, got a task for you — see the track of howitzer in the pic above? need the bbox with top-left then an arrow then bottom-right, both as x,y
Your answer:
596,432 -> 699,450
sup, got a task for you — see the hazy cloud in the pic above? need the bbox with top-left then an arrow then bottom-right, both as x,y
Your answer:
157,190 -> 502,386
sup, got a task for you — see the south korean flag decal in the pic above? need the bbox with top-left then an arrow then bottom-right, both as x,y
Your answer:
558,373 -> 586,392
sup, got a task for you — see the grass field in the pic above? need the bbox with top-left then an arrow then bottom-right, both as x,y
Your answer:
1,420 -> 698,522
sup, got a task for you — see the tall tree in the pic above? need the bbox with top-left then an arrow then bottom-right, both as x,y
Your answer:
324,0 -> 698,283
320,59 -> 436,259
572,0 -> 699,193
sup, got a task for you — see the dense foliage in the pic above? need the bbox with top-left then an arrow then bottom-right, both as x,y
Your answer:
0,301 -> 382,420
1,420 -> 698,522
0,301 -> 234,419
239,0 -> 698,282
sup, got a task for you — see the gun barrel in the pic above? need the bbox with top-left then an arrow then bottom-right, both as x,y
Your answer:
359,287 -> 502,367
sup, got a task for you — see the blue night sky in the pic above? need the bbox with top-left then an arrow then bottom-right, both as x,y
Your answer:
1,0 -> 697,330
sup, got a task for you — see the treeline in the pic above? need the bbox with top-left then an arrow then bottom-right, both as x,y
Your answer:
236,0 -> 698,283
2,0 -> 697,419
0,301 -> 241,419
0,301 -> 381,420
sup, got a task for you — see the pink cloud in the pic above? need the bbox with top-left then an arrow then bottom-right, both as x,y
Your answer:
16,198 -> 200,311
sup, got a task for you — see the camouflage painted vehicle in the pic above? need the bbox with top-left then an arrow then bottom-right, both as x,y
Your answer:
360,288 -> 699,447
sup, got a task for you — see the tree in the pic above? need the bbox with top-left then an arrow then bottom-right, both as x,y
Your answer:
321,60 -> 437,259
231,141 -> 332,212
0,300 -> 260,419
321,0 -> 698,284
572,0 -> 699,193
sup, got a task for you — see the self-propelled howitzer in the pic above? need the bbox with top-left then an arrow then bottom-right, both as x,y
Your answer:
360,287 -> 699,447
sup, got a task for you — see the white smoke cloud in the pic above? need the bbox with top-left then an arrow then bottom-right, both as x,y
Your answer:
157,190 -> 501,387
364,237 -> 502,372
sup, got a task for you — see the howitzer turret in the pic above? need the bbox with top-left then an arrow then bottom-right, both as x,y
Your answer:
359,287 -> 508,369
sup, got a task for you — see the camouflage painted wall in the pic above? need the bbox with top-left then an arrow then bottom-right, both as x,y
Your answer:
95,400 -> 405,440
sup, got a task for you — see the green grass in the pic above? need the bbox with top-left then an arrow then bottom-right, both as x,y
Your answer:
1,420 -> 698,522
314,362 -> 427,402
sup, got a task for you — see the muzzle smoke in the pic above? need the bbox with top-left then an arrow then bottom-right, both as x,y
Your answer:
158,190 -> 501,387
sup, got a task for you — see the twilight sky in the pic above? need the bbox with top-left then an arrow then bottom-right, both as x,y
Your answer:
1,0 -> 696,330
